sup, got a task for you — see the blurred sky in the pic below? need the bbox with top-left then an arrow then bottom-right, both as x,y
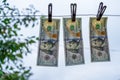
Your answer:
9,0 -> 120,80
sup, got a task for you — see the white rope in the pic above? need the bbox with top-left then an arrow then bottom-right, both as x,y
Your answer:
0,14 -> 120,17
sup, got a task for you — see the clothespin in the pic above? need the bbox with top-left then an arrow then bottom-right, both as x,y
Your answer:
48,3 -> 52,22
71,3 -> 77,22
96,2 -> 107,21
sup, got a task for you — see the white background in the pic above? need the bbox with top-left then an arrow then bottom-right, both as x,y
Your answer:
9,0 -> 120,80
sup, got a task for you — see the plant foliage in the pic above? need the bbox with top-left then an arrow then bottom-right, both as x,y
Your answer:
0,0 -> 39,79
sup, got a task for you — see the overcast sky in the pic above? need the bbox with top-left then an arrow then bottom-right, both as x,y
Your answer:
9,0 -> 120,80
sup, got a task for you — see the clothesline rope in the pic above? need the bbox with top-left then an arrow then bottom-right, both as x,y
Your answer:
0,14 -> 120,17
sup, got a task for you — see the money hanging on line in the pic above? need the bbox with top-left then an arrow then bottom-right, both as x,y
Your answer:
63,18 -> 84,66
90,17 -> 110,62
37,18 -> 60,66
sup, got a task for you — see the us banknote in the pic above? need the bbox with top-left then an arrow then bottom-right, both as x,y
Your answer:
37,19 -> 60,66
90,17 -> 110,62
63,18 -> 84,66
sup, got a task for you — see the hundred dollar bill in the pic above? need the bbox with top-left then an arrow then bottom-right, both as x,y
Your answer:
37,19 -> 60,66
63,18 -> 84,66
90,17 -> 110,62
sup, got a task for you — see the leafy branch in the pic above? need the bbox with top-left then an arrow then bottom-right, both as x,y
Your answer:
0,0 -> 39,80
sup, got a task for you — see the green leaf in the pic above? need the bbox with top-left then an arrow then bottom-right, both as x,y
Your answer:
8,54 -> 16,61
2,18 -> 11,24
20,76 -> 25,80
36,37 -> 39,40
13,24 -> 18,29
16,54 -> 23,58
2,0 -> 7,3
10,73 -> 19,79
9,67 -> 14,70
14,71 -> 20,74
12,30 -> 18,36
5,65 -> 9,69
19,42 -> 25,47
0,55 -> 5,64
28,40 -> 35,44
0,70 -> 4,77
23,70 -> 30,74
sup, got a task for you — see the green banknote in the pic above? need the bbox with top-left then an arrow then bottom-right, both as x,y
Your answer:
63,18 -> 84,66
90,17 -> 110,62
37,19 -> 60,66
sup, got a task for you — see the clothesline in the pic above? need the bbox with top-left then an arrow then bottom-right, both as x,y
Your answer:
0,14 -> 120,17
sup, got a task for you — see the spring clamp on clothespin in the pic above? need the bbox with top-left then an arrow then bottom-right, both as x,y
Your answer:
71,3 -> 77,22
96,2 -> 107,21
48,3 -> 52,22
